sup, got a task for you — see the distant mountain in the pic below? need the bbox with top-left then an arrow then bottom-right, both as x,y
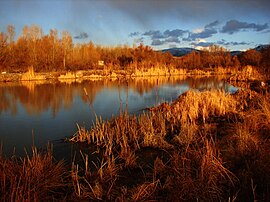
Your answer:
231,44 -> 270,56
160,44 -> 270,57
254,44 -> 270,51
231,45 -> 269,56
161,47 -> 199,57
161,44 -> 270,57
230,51 -> 242,56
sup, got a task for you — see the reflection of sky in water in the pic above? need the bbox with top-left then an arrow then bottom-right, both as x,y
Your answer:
0,77 -> 237,157
92,83 -> 190,117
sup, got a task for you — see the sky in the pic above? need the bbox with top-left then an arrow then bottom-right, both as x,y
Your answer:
0,0 -> 270,51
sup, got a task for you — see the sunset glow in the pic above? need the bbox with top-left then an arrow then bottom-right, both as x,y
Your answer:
0,0 -> 269,50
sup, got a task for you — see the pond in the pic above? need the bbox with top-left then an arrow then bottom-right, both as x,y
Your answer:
0,76 -> 237,159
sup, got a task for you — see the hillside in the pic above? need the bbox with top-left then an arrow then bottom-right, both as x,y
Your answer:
161,44 -> 270,57
161,47 -> 199,57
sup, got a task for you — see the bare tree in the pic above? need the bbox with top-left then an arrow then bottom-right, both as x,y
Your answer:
61,31 -> 73,69
7,25 -> 15,44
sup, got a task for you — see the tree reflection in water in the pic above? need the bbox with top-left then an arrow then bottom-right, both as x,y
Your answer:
0,76 -> 236,157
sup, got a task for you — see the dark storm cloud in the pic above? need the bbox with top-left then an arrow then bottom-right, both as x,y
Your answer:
108,0 -> 270,27
130,21 -> 219,46
165,36 -> 180,43
164,29 -> 188,38
151,39 -> 165,46
217,39 -> 251,46
205,20 -> 220,29
108,1 -> 246,31
74,32 -> 88,39
231,41 -> 251,46
129,32 -> 140,37
184,20 -> 219,41
217,39 -> 231,46
131,28 -> 188,46
188,29 -> 217,41
129,16 -> 269,47
192,42 -> 214,47
143,30 -> 165,40
192,40 -> 251,48
150,36 -> 181,46
221,20 -> 269,34
191,39 -> 251,48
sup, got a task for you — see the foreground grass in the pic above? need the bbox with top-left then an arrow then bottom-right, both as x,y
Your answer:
69,89 -> 270,201
0,145 -> 69,201
1,88 -> 270,201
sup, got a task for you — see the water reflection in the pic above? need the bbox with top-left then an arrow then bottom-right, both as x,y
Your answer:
0,76 -> 236,157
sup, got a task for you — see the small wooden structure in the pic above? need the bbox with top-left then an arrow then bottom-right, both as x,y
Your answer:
98,60 -> 104,66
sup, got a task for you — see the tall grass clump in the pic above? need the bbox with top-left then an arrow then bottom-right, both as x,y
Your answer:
21,66 -> 45,81
158,140 -> 236,201
71,153 -> 120,200
69,89 -> 245,200
169,90 -> 237,147
260,96 -> 270,129
174,90 -> 237,123
0,144 -> 69,201
229,65 -> 265,81
220,90 -> 270,201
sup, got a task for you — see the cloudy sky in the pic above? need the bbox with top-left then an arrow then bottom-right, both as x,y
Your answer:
0,0 -> 269,50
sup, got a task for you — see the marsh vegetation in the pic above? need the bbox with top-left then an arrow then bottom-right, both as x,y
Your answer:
67,88 -> 270,201
1,25 -> 270,201
1,25 -> 270,83
1,86 -> 269,201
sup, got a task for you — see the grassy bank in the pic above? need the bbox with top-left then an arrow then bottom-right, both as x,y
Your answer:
1,88 -> 269,201
0,65 -> 267,83
68,88 -> 270,201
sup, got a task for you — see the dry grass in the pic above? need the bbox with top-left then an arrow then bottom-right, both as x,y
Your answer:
71,90 -> 237,149
0,144 -> 69,201
229,65 -> 265,81
260,96 -> 270,128
94,89 -> 267,200
2,88 -> 269,201
69,89 -> 250,201
131,179 -> 160,201
159,140 -> 237,201
221,90 -> 270,201
21,66 -> 46,81
71,152 -> 121,200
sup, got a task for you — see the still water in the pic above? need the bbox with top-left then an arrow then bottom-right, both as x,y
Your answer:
0,76 -> 237,158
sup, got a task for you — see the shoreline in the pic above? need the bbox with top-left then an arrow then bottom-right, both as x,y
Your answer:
1,79 -> 270,200
0,65 -> 268,83
0,69 -> 219,82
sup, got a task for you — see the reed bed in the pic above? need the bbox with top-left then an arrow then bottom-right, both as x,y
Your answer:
69,89 -> 270,201
2,88 -> 269,201
21,66 -> 46,81
0,144 -> 69,202
229,65 -> 265,81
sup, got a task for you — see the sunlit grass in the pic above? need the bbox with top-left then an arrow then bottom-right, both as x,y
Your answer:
3,64 -> 266,83
69,88 -> 270,201
0,144 -> 69,201
21,66 -> 46,81
1,88 -> 269,201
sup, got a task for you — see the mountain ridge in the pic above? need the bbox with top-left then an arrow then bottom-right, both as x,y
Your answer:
160,44 -> 270,57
